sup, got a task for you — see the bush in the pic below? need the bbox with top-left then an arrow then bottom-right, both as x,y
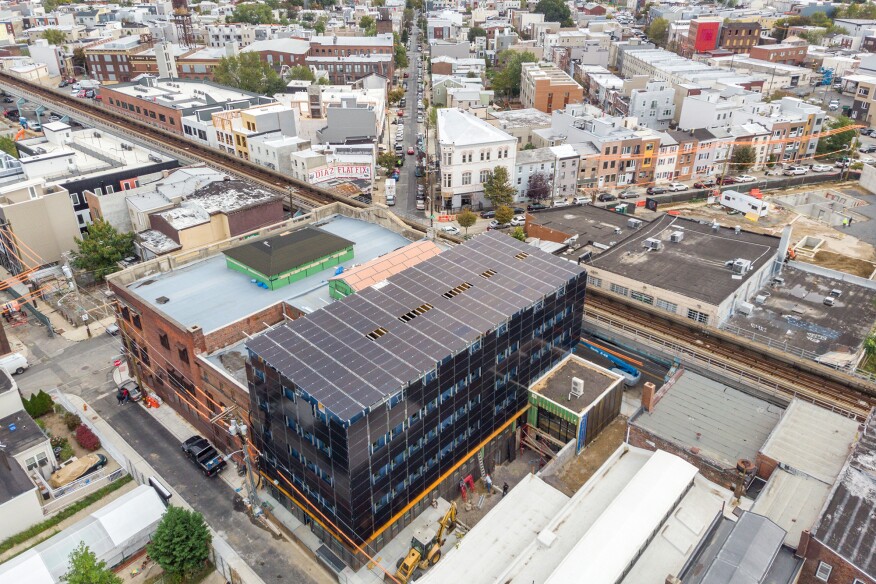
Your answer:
54,403 -> 66,415
74,424 -> 101,451
24,390 -> 55,418
59,443 -> 74,462
64,412 -> 82,431
35,418 -> 46,432
50,436 -> 67,448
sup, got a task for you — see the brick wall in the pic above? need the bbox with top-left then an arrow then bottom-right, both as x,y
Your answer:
524,219 -> 572,244
225,200 -> 284,237
627,422 -> 740,489
147,212 -> 181,244
755,451 -> 779,480
799,534 -> 875,584
102,87 -> 184,135
431,61 -> 453,75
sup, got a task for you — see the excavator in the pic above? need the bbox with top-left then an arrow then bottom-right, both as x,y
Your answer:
393,502 -> 457,583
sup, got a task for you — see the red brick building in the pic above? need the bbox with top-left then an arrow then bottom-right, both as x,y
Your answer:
718,21 -> 761,54
681,20 -> 720,57
305,34 -> 395,84
749,43 -> 807,65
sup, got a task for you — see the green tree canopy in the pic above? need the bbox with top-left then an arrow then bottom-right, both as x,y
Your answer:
148,507 -> 212,580
817,116 -> 857,157
646,17 -> 669,47
394,32 -> 408,69
360,15 -> 377,35
730,145 -> 756,173
287,65 -> 314,81
214,52 -> 286,94
834,2 -> 876,20
62,542 -> 122,584
468,27 -> 487,42
377,152 -> 397,171
533,0 -> 573,27
510,226 -> 526,241
43,0 -> 72,12
388,87 -> 405,104
43,29 -> 67,45
483,167 -> 516,208
229,3 -> 275,24
0,136 -> 17,158
72,220 -> 135,281
456,209 -> 477,235
494,204 -> 514,225
491,51 -> 537,98
314,17 -> 327,34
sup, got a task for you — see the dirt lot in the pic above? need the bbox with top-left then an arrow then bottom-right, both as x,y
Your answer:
544,417 -> 627,496
41,411 -> 119,474
804,250 -> 876,277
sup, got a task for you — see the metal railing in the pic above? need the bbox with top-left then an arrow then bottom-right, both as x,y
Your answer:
42,468 -> 127,515
584,309 -> 866,420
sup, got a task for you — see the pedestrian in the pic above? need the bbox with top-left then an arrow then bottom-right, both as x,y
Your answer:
843,218 -> 849,229
121,388 -> 130,403
484,473 -> 493,495
849,217 -> 853,227
116,391 -> 124,406
502,482 -> 509,498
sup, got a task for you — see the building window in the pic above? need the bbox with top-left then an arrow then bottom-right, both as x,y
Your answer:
687,309 -> 709,325
25,452 -> 48,470
479,170 -> 489,183
131,313 -> 141,329
159,332 -> 170,349
630,291 -> 653,305
655,299 -> 678,314
178,347 -> 189,364
815,562 -> 832,582
609,283 -> 628,296
462,172 -> 471,185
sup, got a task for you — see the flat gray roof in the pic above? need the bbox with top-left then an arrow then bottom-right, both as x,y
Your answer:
125,216 -> 413,334
0,411 -> 48,456
530,355 -> 621,414
724,264 -> 876,361
633,370 -> 783,468
591,215 -> 780,306
247,232 -> 585,421
0,458 -> 34,504
527,205 -> 648,251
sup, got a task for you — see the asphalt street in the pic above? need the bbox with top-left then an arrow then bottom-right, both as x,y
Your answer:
395,23 -> 423,216
16,329 -> 332,584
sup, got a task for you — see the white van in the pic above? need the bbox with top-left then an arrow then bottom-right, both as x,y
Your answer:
0,352 -> 28,375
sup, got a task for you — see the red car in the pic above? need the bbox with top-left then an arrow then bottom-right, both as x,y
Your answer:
397,109 -> 404,117
716,176 -> 738,185
407,147 -> 415,155
693,179 -> 716,189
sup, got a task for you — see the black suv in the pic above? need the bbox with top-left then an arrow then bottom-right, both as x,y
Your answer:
646,186 -> 668,195
182,436 -> 227,477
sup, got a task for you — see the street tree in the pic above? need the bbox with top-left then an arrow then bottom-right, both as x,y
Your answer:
229,3 -> 275,24
394,32 -> 409,69
0,136 -> 17,158
526,171 -> 551,202
62,542 -> 122,584
533,0 -> 573,27
456,209 -> 477,235
72,47 -> 87,72
214,53 -> 286,95
360,15 -> 377,35
495,205 -> 514,225
148,507 -> 212,581
388,87 -> 405,104
817,116 -> 857,156
72,220 -> 135,281
646,17 -> 669,47
287,65 -> 314,81
491,51 -> 537,98
377,152 -> 398,171
484,167 -> 516,208
510,226 -> 526,241
43,29 -> 67,45
314,17 -> 327,34
730,145 -> 756,173
468,27 -> 487,42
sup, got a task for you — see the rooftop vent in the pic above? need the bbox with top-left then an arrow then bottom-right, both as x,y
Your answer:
643,238 -> 661,250
670,230 -> 684,243
515,252 -> 529,260
823,296 -> 835,307
627,218 -> 642,229
569,377 -> 584,400
156,296 -> 170,304
729,258 -> 752,274
480,269 -> 497,279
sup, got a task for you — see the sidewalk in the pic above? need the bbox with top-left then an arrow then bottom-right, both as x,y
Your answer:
64,392 -> 265,584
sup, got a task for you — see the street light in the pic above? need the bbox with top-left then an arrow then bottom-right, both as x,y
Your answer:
228,418 -> 262,517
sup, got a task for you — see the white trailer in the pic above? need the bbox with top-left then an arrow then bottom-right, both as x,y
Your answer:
720,189 -> 769,217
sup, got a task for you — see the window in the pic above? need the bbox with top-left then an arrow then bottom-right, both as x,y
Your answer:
131,313 -> 141,329
630,291 -> 653,305
480,170 -> 490,183
814,562 -> 831,582
610,283 -> 629,296
462,172 -> 471,185
159,332 -> 169,349
178,347 -> 189,363
687,308 -> 709,325
25,452 -> 48,470
655,299 -> 678,314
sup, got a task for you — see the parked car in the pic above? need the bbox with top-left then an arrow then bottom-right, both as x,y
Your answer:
716,176 -> 738,185
58,80 -> 69,88
0,352 -> 28,375
646,186 -> 667,195
735,174 -> 757,182
667,182 -> 687,192
692,179 -> 716,189
597,193 -> 617,202
440,225 -> 461,235
835,158 -> 851,168
618,189 -> 640,199
480,210 -> 496,219
573,196 -> 590,205
416,199 -> 426,210
811,164 -> 833,172
105,323 -> 120,336
764,168 -> 783,176
49,454 -> 108,489
527,203 -> 548,212
782,167 -> 807,176
182,436 -> 227,477
2,97 -> 13,103
487,219 -> 509,230
553,199 -> 570,207
407,147 -> 415,155
397,109 -> 404,117
510,215 -> 526,226
828,99 -> 840,111
117,379 -> 142,402
386,193 -> 396,206
860,144 -> 876,153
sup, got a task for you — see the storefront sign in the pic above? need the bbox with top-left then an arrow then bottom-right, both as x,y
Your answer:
308,164 -> 372,184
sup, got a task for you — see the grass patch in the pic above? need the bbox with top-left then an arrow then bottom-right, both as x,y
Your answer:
0,474 -> 133,556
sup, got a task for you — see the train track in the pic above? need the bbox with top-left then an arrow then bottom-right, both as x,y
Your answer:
0,72 -> 361,211
585,292 -> 874,419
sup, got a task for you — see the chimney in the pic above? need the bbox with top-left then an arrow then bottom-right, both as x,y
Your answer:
796,530 -> 811,558
642,381 -> 656,412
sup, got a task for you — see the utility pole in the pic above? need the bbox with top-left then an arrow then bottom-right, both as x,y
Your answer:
229,418 -> 262,516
